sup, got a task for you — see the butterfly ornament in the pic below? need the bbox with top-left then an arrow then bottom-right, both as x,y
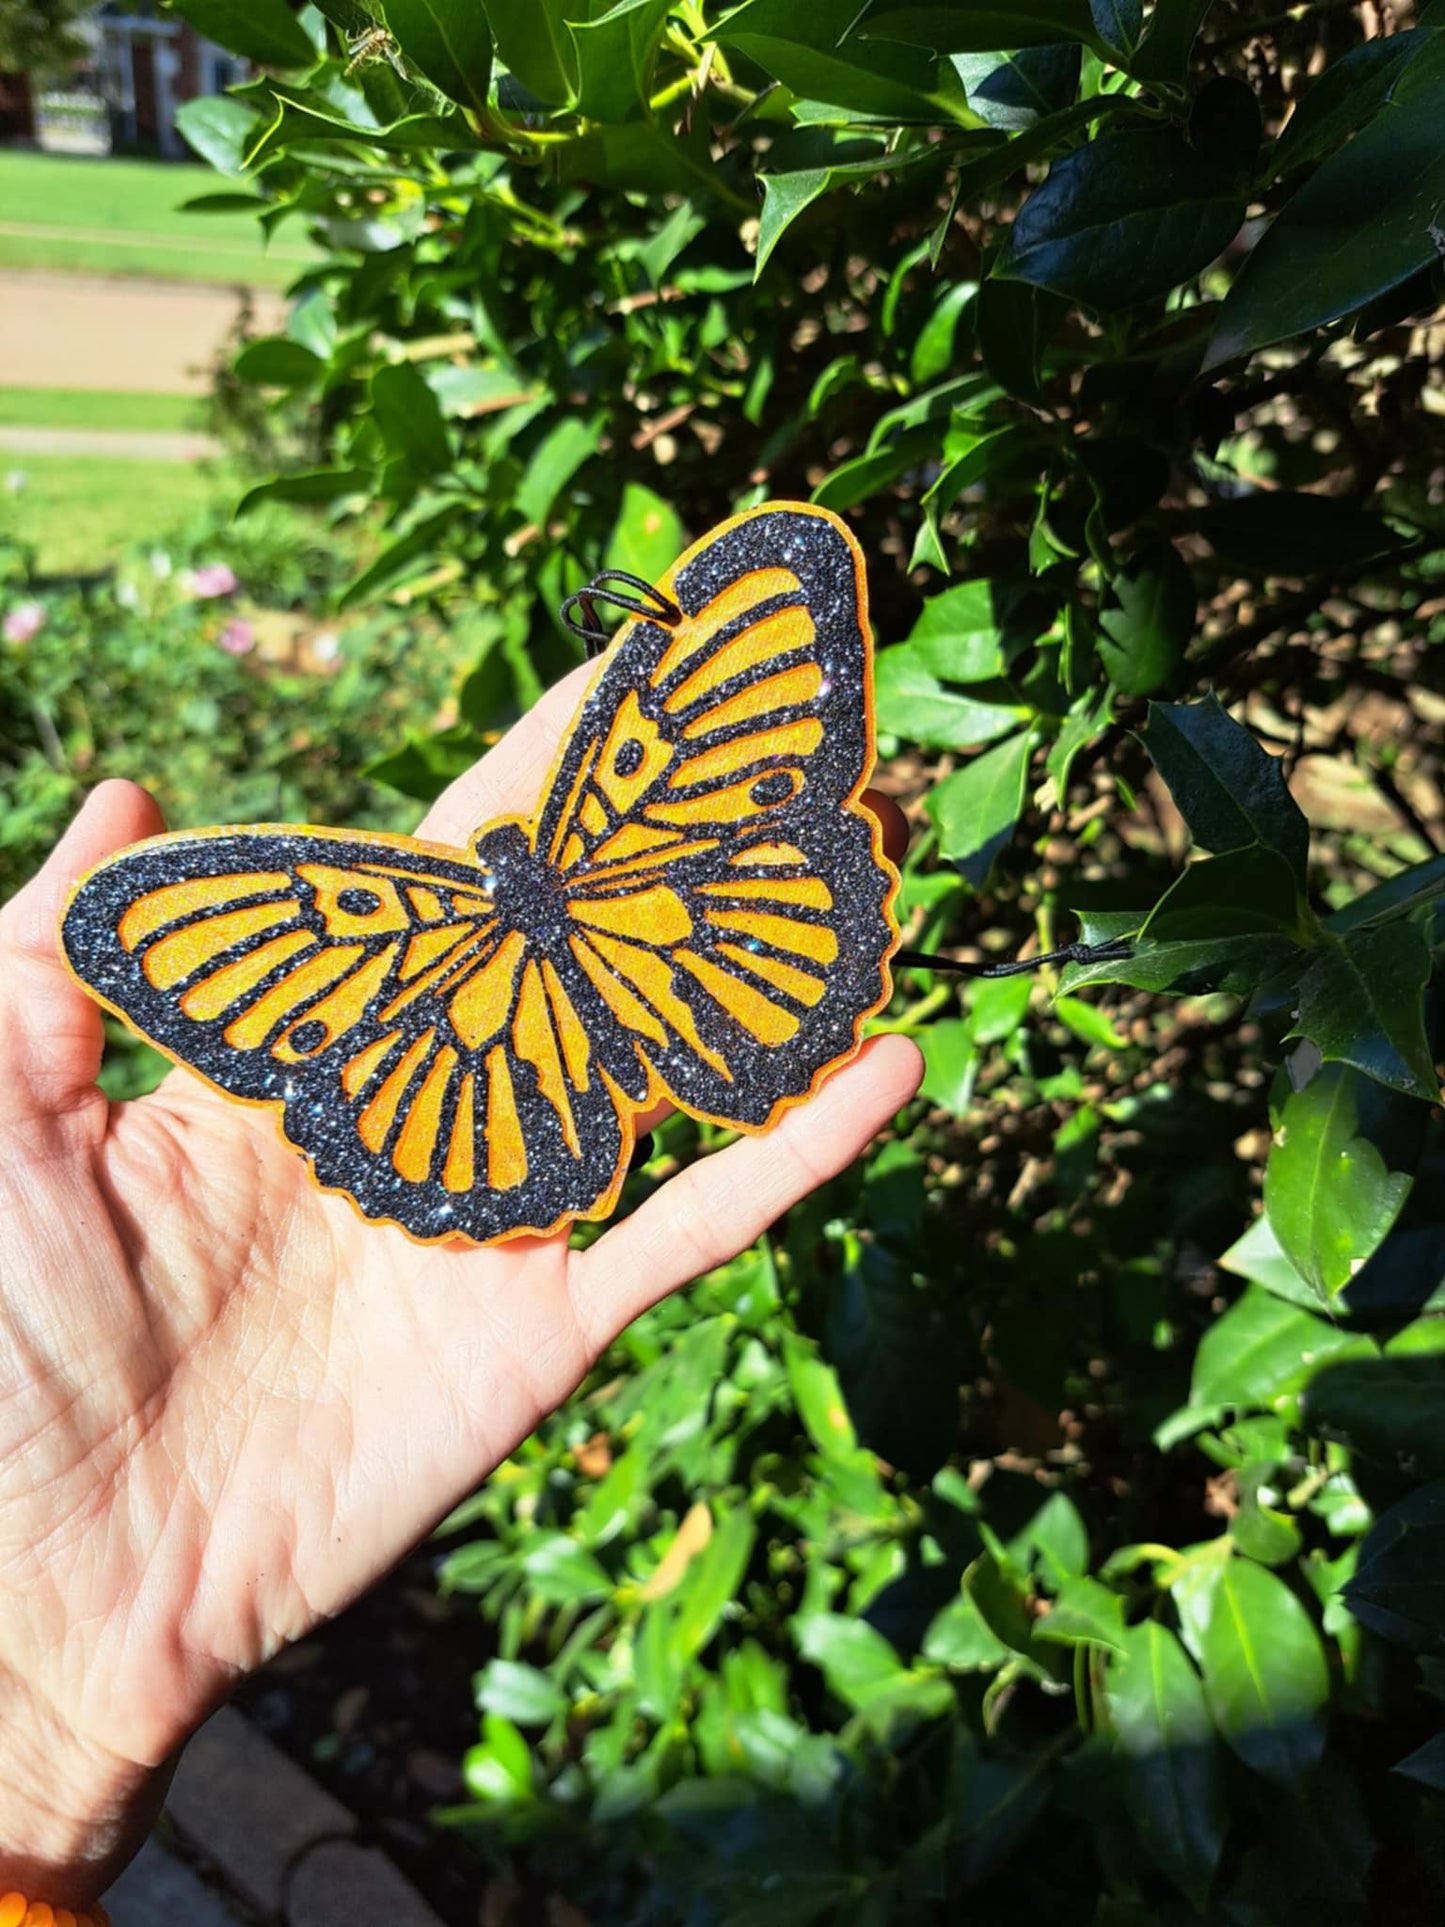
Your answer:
62,504 -> 914,1245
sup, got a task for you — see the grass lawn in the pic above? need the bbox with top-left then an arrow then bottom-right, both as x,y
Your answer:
0,388 -> 204,432
0,454 -> 234,574
0,152 -> 316,286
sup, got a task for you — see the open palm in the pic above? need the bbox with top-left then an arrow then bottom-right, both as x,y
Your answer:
0,660 -> 921,1903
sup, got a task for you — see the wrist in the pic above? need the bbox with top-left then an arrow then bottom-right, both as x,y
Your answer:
0,1684 -> 170,1908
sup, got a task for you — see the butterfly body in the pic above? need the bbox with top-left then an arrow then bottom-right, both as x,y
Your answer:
61,505 -> 900,1246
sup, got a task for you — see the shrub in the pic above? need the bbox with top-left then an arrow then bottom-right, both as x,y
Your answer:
141,1 -> 1445,1917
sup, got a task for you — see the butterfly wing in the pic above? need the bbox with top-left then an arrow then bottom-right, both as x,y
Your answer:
61,827 -> 630,1244
527,502 -> 899,1129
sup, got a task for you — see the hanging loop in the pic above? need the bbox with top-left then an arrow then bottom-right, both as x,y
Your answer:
894,936 -> 1135,980
559,569 -> 683,660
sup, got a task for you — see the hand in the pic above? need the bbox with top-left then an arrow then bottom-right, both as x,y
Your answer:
0,661 -> 921,1906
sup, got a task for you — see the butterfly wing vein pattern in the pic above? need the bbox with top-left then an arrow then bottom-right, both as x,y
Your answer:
61,504 -> 899,1246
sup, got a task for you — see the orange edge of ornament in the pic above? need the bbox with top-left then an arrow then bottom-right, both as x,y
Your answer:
58,500 -> 902,1250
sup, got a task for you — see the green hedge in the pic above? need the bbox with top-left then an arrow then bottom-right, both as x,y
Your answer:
148,2 -> 1445,1919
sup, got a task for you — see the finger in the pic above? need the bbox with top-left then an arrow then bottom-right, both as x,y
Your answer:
0,780 -> 167,1111
569,1034 -> 923,1346
861,787 -> 909,868
417,658 -> 600,847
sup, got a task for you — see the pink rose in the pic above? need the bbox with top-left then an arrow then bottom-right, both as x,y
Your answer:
3,600 -> 45,645
189,563 -> 239,598
217,617 -> 256,657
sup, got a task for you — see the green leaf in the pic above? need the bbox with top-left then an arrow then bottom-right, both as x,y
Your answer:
1059,931 -> 1298,1000
364,722 -> 480,802
382,0 -> 494,115
476,1658 -> 569,1725
905,580 -> 1007,682
999,128 -> 1244,311
918,1018 -> 977,1114
1130,0 -> 1213,88
1143,845 -> 1311,946
783,1333 -> 859,1460
922,1590 -> 1012,1670
1344,1480 -> 1445,1653
1291,921 -> 1439,1102
1197,492 -> 1412,573
669,1508 -> 757,1669
875,645 -> 1021,751
1264,1062 -> 1413,1305
484,0 -> 575,105
827,1241 -> 958,1480
1188,1283 -> 1372,1410
1190,1556 -> 1330,1783
1303,1355 -> 1445,1481
233,338 -> 326,389
1145,693 -> 1310,882
1089,0 -> 1142,60
975,274 -> 1060,404
1229,1462 -> 1303,1568
1327,852 -> 1445,936
795,1612 -> 906,1707
1269,25 -> 1436,177
1207,40 -> 1445,366
910,281 -> 976,386
1217,1212 -> 1317,1311
1035,1574 -> 1128,1653
811,426 -> 935,514
1054,995 -> 1126,1051
169,0 -> 317,68
1105,1621 -> 1224,1909
341,503 -> 465,609
516,414 -> 605,526
926,728 -> 1034,890
520,1532 -> 613,1604
464,1713 -> 536,1803
370,361 -> 451,475
557,121 -> 723,197
604,483 -> 685,586
714,0 -> 976,124
571,0 -> 675,122
858,2 -> 1099,51
174,95 -> 265,176
236,468 -> 370,515
1394,1732 -> 1445,1790
1096,540 -> 1194,696
953,46 -> 1082,132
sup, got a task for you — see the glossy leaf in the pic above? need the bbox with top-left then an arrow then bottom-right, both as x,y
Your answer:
1096,540 -> 1194,696
999,129 -> 1245,311
1145,693 -> 1310,881
1264,1063 -> 1413,1304
383,0 -> 494,115
1207,40 -> 1445,366
670,1508 -> 757,1668
233,338 -> 326,389
476,1658 -> 569,1724
169,0 -> 317,68
1034,1574 -> 1127,1653
1344,1481 -> 1445,1653
714,0 -> 975,123
1131,0 -> 1213,87
1142,845 -> 1310,945
571,0 -> 675,122
484,0 -> 575,105
857,2 -> 1099,51
1188,1284 -> 1372,1411
918,1018 -> 977,1114
1291,920 -> 1439,1102
1269,25 -> 1436,177
875,645 -> 1021,750
1089,0 -> 1142,59
906,580 -> 1007,682
1303,1355 -> 1445,1481
927,729 -> 1033,890
174,95 -> 266,176
1105,1620 -> 1224,1908
370,361 -> 451,474
1190,1556 -> 1330,1782
953,46 -> 1082,132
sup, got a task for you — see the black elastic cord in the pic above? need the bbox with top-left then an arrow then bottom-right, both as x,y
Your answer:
895,936 -> 1134,979
560,569 -> 683,659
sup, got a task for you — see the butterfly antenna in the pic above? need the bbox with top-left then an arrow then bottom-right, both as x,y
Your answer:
894,936 -> 1134,979
560,570 -> 684,660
